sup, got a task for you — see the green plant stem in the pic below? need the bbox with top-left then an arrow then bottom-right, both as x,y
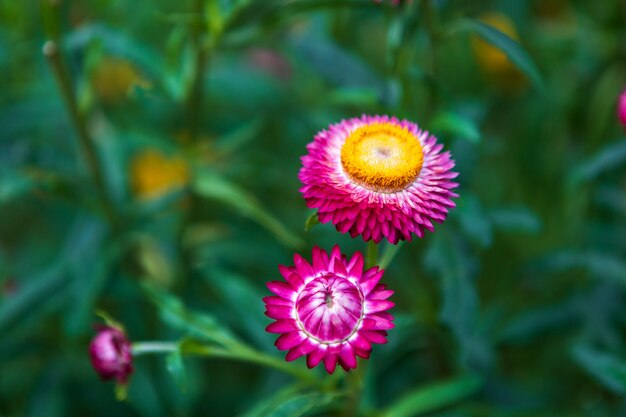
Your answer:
420,0 -> 441,113
379,241 -> 405,269
344,359 -> 368,417
132,341 -> 178,355
132,341 -> 320,386
365,240 -> 379,269
43,41 -> 120,232
185,0 -> 209,141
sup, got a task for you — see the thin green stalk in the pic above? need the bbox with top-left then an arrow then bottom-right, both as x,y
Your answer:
132,341 -> 177,355
43,41 -> 120,231
344,359 -> 368,417
379,241 -> 405,269
420,0 -> 441,114
185,0 -> 210,141
365,240 -> 379,269
132,340 -> 321,386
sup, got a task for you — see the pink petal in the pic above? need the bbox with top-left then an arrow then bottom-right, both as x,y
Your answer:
307,347 -> 326,368
266,319 -> 297,334
266,281 -> 296,300
265,305 -> 293,320
293,253 -> 314,278
285,339 -> 317,362
323,352 -> 338,374
275,332 -> 305,350
362,330 -> 387,344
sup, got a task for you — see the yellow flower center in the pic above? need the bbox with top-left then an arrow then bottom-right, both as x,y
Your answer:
340,122 -> 423,193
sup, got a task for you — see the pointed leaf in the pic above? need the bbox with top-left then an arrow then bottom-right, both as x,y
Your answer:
193,170 -> 303,248
382,374 -> 484,417
446,18 -> 544,90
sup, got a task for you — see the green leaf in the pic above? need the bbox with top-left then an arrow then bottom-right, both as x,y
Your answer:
0,170 -> 33,205
304,211 -> 319,232
203,268 -> 273,348
241,389 -> 341,417
166,347 -> 187,391
240,386 -> 303,417
382,374 -> 484,417
430,112 -> 481,144
0,261 -> 69,334
455,194 -> 493,248
446,18 -> 544,90
142,283 -> 239,347
205,0 -> 224,38
327,87 -> 379,107
115,383 -> 129,402
489,206 -> 541,234
193,169 -> 303,248
572,345 -> 626,394
290,33 -> 388,101
570,139 -> 626,184
214,118 -> 265,156
584,65 -> 624,145
537,251 -> 626,285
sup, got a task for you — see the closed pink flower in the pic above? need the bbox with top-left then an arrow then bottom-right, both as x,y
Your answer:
264,246 -> 394,374
299,115 -> 458,244
89,325 -> 133,383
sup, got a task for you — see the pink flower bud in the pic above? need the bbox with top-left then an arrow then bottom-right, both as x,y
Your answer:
618,89 -> 626,128
89,326 -> 133,383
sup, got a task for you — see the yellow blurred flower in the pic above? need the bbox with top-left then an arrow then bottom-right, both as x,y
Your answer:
90,57 -> 148,104
130,149 -> 189,200
472,12 -> 526,89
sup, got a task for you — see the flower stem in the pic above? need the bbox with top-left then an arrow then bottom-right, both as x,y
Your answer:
365,240 -> 379,269
132,340 -> 320,386
420,0 -> 441,112
379,241 -> 405,269
185,0 -> 210,141
345,360 -> 368,416
132,342 -> 177,355
43,41 -> 120,231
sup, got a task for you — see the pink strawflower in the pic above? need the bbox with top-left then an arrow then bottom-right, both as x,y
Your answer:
89,325 -> 133,384
299,115 -> 458,244
264,246 -> 394,374
618,89 -> 626,127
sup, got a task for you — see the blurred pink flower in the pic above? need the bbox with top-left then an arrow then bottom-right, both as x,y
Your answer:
247,48 -> 292,80
89,326 -> 133,384
618,89 -> 626,127
299,115 -> 458,244
264,246 -> 394,374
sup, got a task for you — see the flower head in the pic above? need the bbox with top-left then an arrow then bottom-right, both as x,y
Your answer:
299,115 -> 458,244
130,149 -> 189,200
618,89 -> 626,128
264,246 -> 394,374
89,325 -> 133,383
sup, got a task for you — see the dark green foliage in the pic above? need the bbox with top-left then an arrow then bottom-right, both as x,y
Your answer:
1,0 -> 626,416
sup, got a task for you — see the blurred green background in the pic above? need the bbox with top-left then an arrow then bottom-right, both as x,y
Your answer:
1,0 -> 626,416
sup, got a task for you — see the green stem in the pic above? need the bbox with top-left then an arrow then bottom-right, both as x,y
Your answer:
132,341 -> 177,355
43,41 -> 120,231
379,241 -> 405,270
420,0 -> 441,113
365,240 -> 379,269
185,0 -> 209,141
132,340 -> 320,386
345,359 -> 367,416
